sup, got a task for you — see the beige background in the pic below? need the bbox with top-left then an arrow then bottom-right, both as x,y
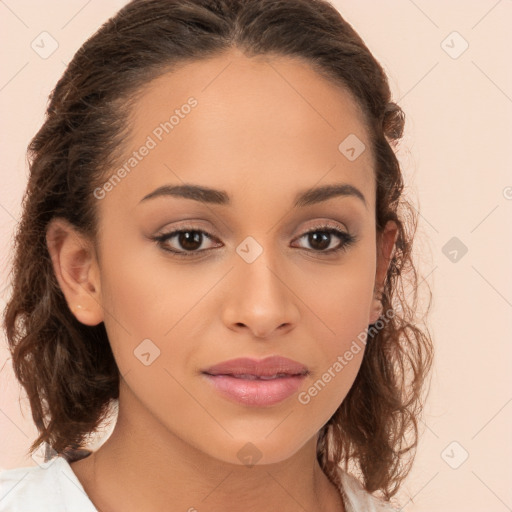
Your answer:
1,1 -> 511,510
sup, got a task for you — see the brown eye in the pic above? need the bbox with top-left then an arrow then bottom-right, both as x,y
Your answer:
154,228 -> 220,256
176,231 -> 203,251
305,231 -> 332,251
294,226 -> 356,254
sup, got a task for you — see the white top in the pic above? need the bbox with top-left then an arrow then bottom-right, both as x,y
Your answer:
0,456 -> 399,511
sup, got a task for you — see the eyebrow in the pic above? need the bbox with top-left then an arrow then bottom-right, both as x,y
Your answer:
139,183 -> 367,209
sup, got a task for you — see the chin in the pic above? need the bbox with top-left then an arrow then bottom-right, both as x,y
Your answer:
200,432 -> 313,468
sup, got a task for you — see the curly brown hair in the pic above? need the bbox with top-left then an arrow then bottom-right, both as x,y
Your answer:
2,0 -> 433,501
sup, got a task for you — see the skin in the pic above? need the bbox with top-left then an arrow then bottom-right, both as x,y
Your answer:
46,47 -> 398,512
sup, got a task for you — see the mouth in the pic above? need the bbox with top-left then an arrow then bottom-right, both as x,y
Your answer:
202,355 -> 309,378
201,356 -> 309,407
217,373 -> 304,380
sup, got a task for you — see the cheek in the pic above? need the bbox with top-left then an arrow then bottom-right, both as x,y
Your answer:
97,238 -> 208,375
303,250 -> 376,347
294,253 -> 375,415
296,296 -> 369,432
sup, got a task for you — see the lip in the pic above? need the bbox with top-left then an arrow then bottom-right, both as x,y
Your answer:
203,356 -> 308,377
202,356 -> 309,407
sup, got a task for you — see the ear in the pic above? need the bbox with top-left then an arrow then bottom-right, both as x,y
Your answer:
46,217 -> 104,326
368,220 -> 399,325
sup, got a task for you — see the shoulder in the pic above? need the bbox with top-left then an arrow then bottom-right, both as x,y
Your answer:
338,469 -> 400,512
0,456 -> 97,512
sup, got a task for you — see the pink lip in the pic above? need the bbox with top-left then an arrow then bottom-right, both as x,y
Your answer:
202,356 -> 308,407
203,356 -> 308,377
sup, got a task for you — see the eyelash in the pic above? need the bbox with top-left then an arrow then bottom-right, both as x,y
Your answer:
152,222 -> 357,259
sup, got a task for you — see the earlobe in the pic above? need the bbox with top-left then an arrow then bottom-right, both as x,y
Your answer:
45,217 -> 104,326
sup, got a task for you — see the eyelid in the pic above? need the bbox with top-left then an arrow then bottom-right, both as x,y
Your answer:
297,219 -> 348,234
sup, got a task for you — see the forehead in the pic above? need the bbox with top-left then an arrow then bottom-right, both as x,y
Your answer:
100,48 -> 374,213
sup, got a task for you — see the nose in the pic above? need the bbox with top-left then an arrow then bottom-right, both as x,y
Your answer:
220,248 -> 300,339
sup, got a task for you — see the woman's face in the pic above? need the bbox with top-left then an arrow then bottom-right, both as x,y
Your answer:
79,48 -> 395,464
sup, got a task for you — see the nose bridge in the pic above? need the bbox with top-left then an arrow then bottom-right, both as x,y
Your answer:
237,234 -> 287,306
222,234 -> 299,336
